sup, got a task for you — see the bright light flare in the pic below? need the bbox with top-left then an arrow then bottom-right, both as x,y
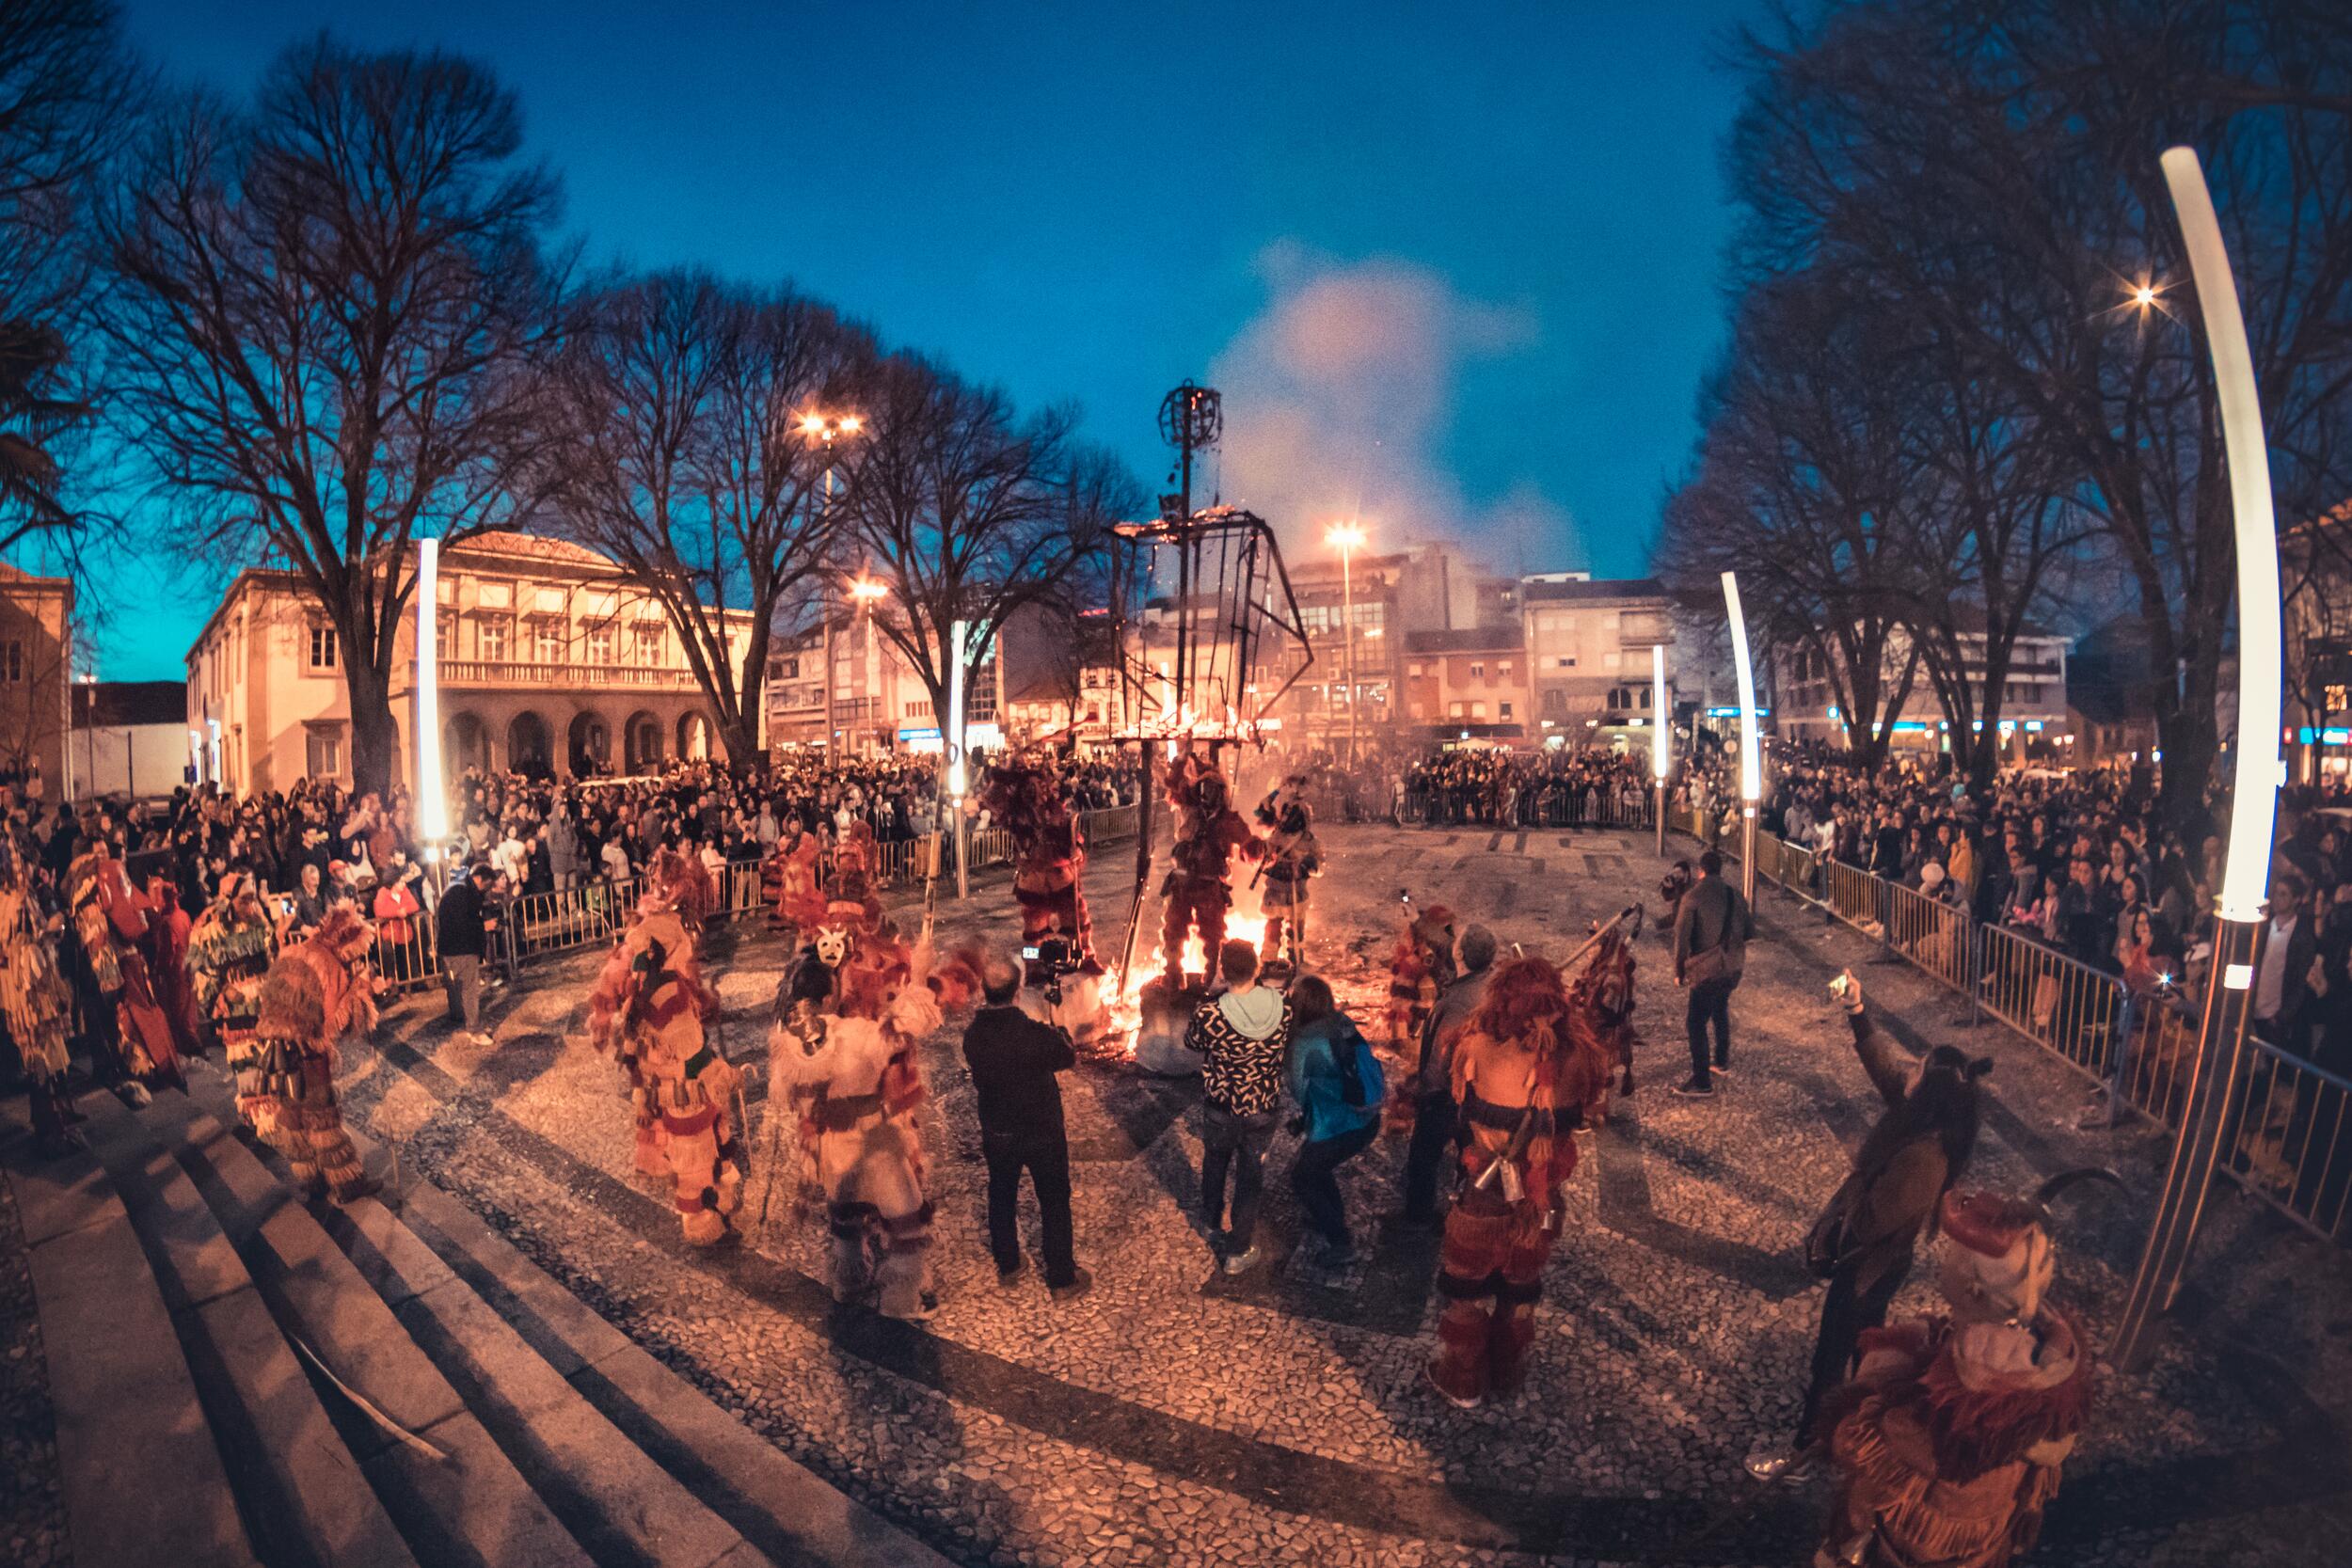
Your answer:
1720,571 -> 1762,802
849,578 -> 889,604
1325,522 -> 1367,552
1650,642 -> 1670,782
416,538 -> 449,846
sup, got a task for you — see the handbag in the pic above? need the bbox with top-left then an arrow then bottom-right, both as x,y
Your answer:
1683,942 -> 1731,986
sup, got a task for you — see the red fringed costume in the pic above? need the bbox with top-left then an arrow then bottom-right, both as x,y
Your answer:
1381,902 -> 1455,1135
243,908 -> 377,1201
143,877 -> 204,1063
1569,918 -> 1640,1122
589,852 -> 742,1244
1159,752 -> 1260,990
981,753 -> 1109,1049
1816,1183 -> 2098,1568
766,832 -> 825,936
65,845 -> 184,1097
1428,956 -> 1611,1409
764,844 -> 978,1318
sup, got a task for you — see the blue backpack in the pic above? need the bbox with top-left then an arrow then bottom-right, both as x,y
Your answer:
1332,1023 -> 1387,1110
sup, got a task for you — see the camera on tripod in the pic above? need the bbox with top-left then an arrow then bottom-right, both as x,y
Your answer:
1021,932 -> 1079,1005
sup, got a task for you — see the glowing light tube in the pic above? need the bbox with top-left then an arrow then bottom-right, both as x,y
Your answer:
2163,148 -> 2280,923
416,538 -> 449,852
1721,571 -> 1761,801
1651,642 -> 1671,781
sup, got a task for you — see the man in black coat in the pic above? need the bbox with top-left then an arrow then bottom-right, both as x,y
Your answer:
961,952 -> 1091,1300
435,863 -> 501,1043
1672,849 -> 1754,1097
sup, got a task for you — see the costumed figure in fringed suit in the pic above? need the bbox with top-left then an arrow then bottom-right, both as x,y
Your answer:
1427,956 -> 1612,1408
981,753 -> 1108,1050
0,845 -> 82,1156
66,843 -> 184,1102
588,852 -> 729,1180
767,832 -> 825,938
1814,1171 -> 2119,1568
188,872 -> 278,1110
586,867 -> 743,1246
1252,774 -> 1321,980
1159,752 -> 1261,990
1571,913 -> 1642,1125
244,907 -> 379,1202
143,877 -> 204,1062
1381,902 -> 1456,1135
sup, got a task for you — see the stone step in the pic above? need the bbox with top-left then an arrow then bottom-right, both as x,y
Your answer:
78,1091 -> 418,1568
2,1097 -> 256,1568
178,1096 -> 596,1568
351,1147 -> 957,1568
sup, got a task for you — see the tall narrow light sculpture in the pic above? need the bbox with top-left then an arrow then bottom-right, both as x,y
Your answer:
415,538 -> 449,881
2111,147 -> 2284,1369
948,618 -> 971,900
1721,572 -> 1762,901
1652,641 -> 1671,856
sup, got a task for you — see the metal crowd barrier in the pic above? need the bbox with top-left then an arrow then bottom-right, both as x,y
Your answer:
1661,812 -> 2348,1243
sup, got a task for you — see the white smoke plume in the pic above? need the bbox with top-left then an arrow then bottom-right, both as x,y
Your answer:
1204,242 -> 1571,567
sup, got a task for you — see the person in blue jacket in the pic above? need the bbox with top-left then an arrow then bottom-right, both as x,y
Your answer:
1285,973 -> 1384,1265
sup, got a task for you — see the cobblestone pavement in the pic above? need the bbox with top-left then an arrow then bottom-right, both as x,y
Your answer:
16,824 -> 2350,1568
0,1129 -> 68,1568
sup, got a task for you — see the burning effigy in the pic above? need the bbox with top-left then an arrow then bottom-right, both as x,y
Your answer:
979,750 -> 1111,1053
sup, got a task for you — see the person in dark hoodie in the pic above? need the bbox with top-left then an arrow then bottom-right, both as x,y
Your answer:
1747,968 -> 1993,1482
1187,939 -> 1293,1275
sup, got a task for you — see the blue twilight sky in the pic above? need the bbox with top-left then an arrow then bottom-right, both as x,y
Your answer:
89,0 -> 1763,680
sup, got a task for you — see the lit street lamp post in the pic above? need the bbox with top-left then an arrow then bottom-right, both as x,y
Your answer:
2110,147 -> 2284,1370
1721,571 -> 1762,904
1652,641 -> 1670,857
1327,522 -> 1366,764
799,410 -> 863,754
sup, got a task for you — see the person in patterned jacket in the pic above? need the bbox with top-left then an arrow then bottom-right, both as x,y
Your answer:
1185,940 -> 1295,1275
244,906 -> 380,1203
187,872 -> 279,1117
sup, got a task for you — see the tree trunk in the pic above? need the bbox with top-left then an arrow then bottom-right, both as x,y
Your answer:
346,657 -> 400,798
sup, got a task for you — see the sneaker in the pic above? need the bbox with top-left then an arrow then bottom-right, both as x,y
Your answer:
1744,1447 -> 1816,1483
1711,1062 -> 1733,1076
1671,1077 -> 1716,1098
1220,1245 -> 1261,1275
116,1081 -> 152,1110
996,1258 -> 1028,1288
1049,1266 -> 1094,1303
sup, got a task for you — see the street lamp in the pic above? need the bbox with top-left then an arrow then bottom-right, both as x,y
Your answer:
1721,571 -> 1762,902
416,538 -> 449,879
1326,522 -> 1367,764
2110,147 -> 2285,1370
796,411 -> 863,752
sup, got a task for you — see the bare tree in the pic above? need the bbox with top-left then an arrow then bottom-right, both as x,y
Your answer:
1732,0 -> 2352,824
838,355 -> 1128,790
540,269 -> 871,773
96,37 -> 564,794
1659,273 -> 1927,770
0,0 -> 139,552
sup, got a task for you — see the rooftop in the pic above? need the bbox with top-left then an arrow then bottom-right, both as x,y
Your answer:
1521,577 -> 1667,604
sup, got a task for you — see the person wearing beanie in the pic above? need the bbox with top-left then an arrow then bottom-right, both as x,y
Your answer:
1811,1171 -> 2118,1566
1750,969 -> 1993,1481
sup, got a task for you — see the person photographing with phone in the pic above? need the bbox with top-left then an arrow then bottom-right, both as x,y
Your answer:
1747,969 -> 1993,1482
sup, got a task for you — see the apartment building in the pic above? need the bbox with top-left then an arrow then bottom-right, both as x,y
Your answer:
1773,618 -> 2072,753
0,562 -> 72,794
1521,577 -> 1677,736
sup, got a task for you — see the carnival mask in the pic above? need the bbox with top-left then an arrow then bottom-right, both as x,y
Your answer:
814,923 -> 853,968
786,998 -> 829,1057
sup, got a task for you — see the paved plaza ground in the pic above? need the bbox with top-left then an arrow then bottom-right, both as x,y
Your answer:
10,822 -> 2352,1567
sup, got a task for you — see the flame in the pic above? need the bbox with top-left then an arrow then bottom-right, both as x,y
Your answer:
1104,851 -> 1270,1054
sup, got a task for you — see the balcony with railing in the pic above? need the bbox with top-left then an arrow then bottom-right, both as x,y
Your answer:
437,658 -> 703,690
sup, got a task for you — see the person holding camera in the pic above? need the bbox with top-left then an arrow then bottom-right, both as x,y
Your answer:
1746,969 -> 1992,1482
961,952 -> 1091,1300
1671,848 -> 1753,1097
1284,974 -> 1383,1265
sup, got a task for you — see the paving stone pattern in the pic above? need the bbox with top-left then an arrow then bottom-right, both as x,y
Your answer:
0,1159 -> 68,1568
17,824 -> 2352,1568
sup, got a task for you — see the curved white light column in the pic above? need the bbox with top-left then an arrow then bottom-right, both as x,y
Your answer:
2163,147 -> 2280,924
415,538 -> 449,856
1651,641 -> 1671,781
1721,571 -> 1761,802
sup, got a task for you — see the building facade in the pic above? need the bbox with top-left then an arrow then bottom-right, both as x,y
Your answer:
70,680 -> 187,800
1520,577 -> 1677,739
0,562 -> 72,796
1773,621 -> 2072,755
1403,626 -> 1534,740
187,531 -> 748,797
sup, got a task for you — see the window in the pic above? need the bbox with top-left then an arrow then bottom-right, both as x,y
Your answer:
2329,684 -> 2349,713
1449,701 -> 1466,719
1499,660 -> 1513,676
305,728 -> 342,779
308,624 -> 337,670
435,612 -> 453,661
1406,662 -> 1422,677
532,621 -> 564,663
1470,661 -> 1485,680
1499,701 -> 1514,720
477,614 -> 511,661
0,640 -> 20,683
632,623 -> 665,666
1470,702 -> 1487,721
771,656 -> 800,682
1556,656 -> 1576,669
586,626 -> 614,665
